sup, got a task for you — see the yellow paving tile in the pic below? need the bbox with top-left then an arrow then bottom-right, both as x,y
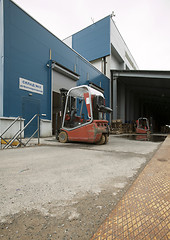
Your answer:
91,136 -> 170,240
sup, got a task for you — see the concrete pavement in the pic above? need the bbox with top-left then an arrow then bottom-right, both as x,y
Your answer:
0,135 -> 162,239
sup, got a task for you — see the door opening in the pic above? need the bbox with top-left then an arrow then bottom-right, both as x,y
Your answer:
52,92 -> 61,135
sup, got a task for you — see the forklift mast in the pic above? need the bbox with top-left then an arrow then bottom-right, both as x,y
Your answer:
56,88 -> 68,138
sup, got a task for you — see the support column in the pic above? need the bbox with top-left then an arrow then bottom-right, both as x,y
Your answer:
134,97 -> 139,120
119,83 -> 126,123
129,93 -> 134,121
126,90 -> 130,122
113,76 -> 117,120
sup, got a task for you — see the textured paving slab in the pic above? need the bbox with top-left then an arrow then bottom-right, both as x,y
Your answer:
91,136 -> 170,240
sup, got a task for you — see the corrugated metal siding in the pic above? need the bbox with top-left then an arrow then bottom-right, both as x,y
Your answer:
3,0 -> 110,121
72,16 -> 111,61
0,0 -> 4,117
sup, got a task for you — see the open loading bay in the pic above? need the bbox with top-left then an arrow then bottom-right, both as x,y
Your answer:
111,70 -> 170,133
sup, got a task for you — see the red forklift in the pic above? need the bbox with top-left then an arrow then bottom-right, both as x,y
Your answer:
58,85 -> 112,144
136,117 -> 150,134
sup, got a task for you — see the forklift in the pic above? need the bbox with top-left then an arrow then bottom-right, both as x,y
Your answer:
57,85 -> 112,144
136,117 -> 150,134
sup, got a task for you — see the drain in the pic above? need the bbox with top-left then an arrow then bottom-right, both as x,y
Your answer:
157,159 -> 168,162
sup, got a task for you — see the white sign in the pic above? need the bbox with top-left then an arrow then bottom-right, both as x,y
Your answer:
19,78 -> 43,95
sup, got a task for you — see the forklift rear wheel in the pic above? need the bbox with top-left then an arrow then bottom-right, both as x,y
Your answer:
97,134 -> 106,145
59,131 -> 68,143
105,134 -> 109,144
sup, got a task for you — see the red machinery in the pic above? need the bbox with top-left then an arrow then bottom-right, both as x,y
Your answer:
58,85 -> 112,144
136,117 -> 150,134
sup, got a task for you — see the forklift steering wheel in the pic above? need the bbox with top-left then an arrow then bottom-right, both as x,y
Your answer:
70,109 -> 77,122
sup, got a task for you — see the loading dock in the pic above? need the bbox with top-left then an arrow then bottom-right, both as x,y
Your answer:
111,70 -> 170,132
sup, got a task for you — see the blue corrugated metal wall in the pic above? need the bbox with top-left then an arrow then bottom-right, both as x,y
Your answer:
72,16 -> 111,61
3,0 -> 110,123
0,0 -> 4,117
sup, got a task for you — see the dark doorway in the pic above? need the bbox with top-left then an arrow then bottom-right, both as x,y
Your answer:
52,92 -> 61,135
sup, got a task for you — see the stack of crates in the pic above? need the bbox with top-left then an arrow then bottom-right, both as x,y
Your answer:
110,119 -> 123,134
110,120 -> 134,134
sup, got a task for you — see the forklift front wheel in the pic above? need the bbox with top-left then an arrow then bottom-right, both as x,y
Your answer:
59,131 -> 68,143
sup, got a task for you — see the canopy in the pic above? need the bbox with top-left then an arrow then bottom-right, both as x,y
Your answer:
68,85 -> 104,98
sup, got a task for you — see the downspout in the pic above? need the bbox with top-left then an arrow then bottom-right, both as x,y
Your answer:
112,72 -> 118,120
47,59 -> 52,122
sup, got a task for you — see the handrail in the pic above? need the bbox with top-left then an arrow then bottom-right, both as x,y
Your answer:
0,116 -> 22,149
24,129 -> 39,146
18,114 -> 40,146
4,114 -> 40,149
0,116 -> 21,139
3,129 -> 22,149
1,114 -> 40,150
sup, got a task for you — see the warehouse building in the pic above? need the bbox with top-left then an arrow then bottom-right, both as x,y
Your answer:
64,16 -> 170,132
64,15 -> 138,77
1,1 -> 169,138
0,0 -> 110,138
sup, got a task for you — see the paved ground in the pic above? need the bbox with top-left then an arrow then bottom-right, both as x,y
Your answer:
91,136 -> 170,240
0,135 -> 162,239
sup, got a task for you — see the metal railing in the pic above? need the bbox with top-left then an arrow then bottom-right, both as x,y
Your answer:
0,114 -> 40,150
0,116 -> 22,149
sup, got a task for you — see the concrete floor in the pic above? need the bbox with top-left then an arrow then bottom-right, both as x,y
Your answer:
0,135 -> 161,222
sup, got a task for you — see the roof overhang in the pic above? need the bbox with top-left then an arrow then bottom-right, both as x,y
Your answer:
111,70 -> 170,106
112,70 -> 170,79
51,60 -> 80,81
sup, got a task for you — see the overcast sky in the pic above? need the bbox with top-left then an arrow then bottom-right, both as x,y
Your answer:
13,0 -> 170,71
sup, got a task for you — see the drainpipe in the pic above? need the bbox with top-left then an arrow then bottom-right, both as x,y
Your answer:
113,75 -> 118,120
102,57 -> 107,75
47,60 -> 52,123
